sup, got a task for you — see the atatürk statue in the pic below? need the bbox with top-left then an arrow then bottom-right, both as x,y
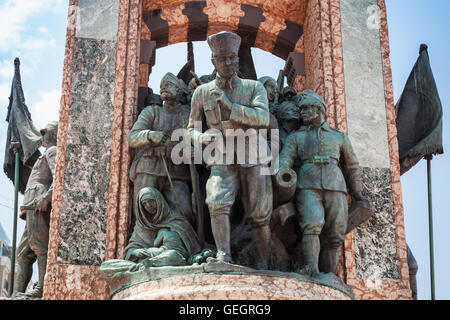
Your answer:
187,31 -> 273,269
13,121 -> 58,299
129,72 -> 195,227
277,90 -> 363,277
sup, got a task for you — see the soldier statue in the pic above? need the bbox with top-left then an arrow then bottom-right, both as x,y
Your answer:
258,76 -> 280,115
12,121 -> 58,299
277,90 -> 364,277
276,98 -> 301,148
129,72 -> 195,228
187,31 -> 273,269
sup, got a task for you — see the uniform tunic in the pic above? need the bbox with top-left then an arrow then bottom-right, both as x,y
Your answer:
187,74 -> 272,226
278,122 -> 362,247
17,146 -> 56,262
129,104 -> 193,224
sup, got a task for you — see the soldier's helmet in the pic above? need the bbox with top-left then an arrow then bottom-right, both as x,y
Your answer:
207,31 -> 241,57
258,76 -> 277,88
281,86 -> 297,101
296,90 -> 327,116
40,121 -> 58,136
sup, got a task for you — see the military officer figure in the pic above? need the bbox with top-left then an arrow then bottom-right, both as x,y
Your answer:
187,31 -> 273,269
12,121 -> 58,298
129,72 -> 194,227
277,90 -> 363,276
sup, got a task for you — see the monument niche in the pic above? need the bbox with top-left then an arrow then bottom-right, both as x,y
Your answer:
100,31 -> 358,300
43,0 -> 413,301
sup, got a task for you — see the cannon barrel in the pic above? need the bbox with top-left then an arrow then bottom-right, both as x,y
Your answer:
272,168 -> 297,208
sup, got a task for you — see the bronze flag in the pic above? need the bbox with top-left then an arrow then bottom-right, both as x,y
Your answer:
395,44 -> 444,175
3,58 -> 42,194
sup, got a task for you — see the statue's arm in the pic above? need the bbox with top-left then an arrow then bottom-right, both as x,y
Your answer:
341,134 -> 363,199
278,133 -> 298,171
128,106 -> 159,148
229,81 -> 270,128
43,147 -> 57,204
187,88 -> 204,146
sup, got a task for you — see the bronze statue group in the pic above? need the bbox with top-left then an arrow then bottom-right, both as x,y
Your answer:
124,31 -> 365,280
12,31 -> 365,299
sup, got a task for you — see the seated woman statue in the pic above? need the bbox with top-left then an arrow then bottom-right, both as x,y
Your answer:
124,187 -> 202,267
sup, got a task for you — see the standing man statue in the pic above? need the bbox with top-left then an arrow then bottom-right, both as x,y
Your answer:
277,90 -> 363,277
187,31 -> 273,269
129,72 -> 194,227
12,121 -> 58,299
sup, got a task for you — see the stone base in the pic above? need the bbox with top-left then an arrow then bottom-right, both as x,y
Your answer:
102,261 -> 353,300
113,273 -> 352,300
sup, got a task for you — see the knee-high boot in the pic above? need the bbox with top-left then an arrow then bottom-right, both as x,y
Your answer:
319,247 -> 340,274
253,224 -> 271,270
12,261 -> 33,296
210,213 -> 232,263
24,255 -> 47,298
299,234 -> 320,276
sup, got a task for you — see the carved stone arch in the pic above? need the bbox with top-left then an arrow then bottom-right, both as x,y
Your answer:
138,0 -> 313,110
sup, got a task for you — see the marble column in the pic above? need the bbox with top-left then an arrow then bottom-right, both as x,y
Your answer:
43,0 -> 140,300
339,0 -> 410,299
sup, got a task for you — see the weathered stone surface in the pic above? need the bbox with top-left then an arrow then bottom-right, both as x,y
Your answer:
76,0 -> 120,41
58,144 -> 111,265
340,0 -> 382,63
340,0 -> 390,169
353,167 -> 398,279
344,60 -> 390,168
57,37 -> 117,265
100,261 -> 354,300
67,38 -> 117,146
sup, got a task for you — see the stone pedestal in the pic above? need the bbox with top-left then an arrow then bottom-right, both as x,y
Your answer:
112,274 -> 352,300
43,0 -> 412,300
100,262 -> 353,300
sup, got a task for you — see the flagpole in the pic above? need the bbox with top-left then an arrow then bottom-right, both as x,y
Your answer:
8,149 -> 20,297
425,154 -> 435,300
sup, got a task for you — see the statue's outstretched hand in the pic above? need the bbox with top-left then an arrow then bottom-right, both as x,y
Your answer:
128,248 -> 151,260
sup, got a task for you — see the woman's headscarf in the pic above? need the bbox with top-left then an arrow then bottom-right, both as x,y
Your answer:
124,187 -> 201,261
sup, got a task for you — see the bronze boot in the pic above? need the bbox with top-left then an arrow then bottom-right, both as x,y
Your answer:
210,213 -> 232,263
298,234 -> 320,277
24,255 -> 47,299
253,224 -> 271,270
11,261 -> 33,297
319,247 -> 339,275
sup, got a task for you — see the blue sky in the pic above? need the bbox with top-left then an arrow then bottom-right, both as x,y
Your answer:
0,0 -> 448,299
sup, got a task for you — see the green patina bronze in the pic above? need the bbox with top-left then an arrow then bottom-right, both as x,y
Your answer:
277,89 -> 364,277
11,122 -> 58,300
187,31 -> 273,269
129,72 -> 195,227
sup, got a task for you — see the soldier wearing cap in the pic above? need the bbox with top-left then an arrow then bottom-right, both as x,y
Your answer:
258,76 -> 279,114
129,72 -> 194,227
187,31 -> 272,269
12,121 -> 58,298
277,90 -> 363,277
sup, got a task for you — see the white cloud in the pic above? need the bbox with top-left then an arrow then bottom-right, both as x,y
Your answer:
30,89 -> 61,129
0,0 -> 62,51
